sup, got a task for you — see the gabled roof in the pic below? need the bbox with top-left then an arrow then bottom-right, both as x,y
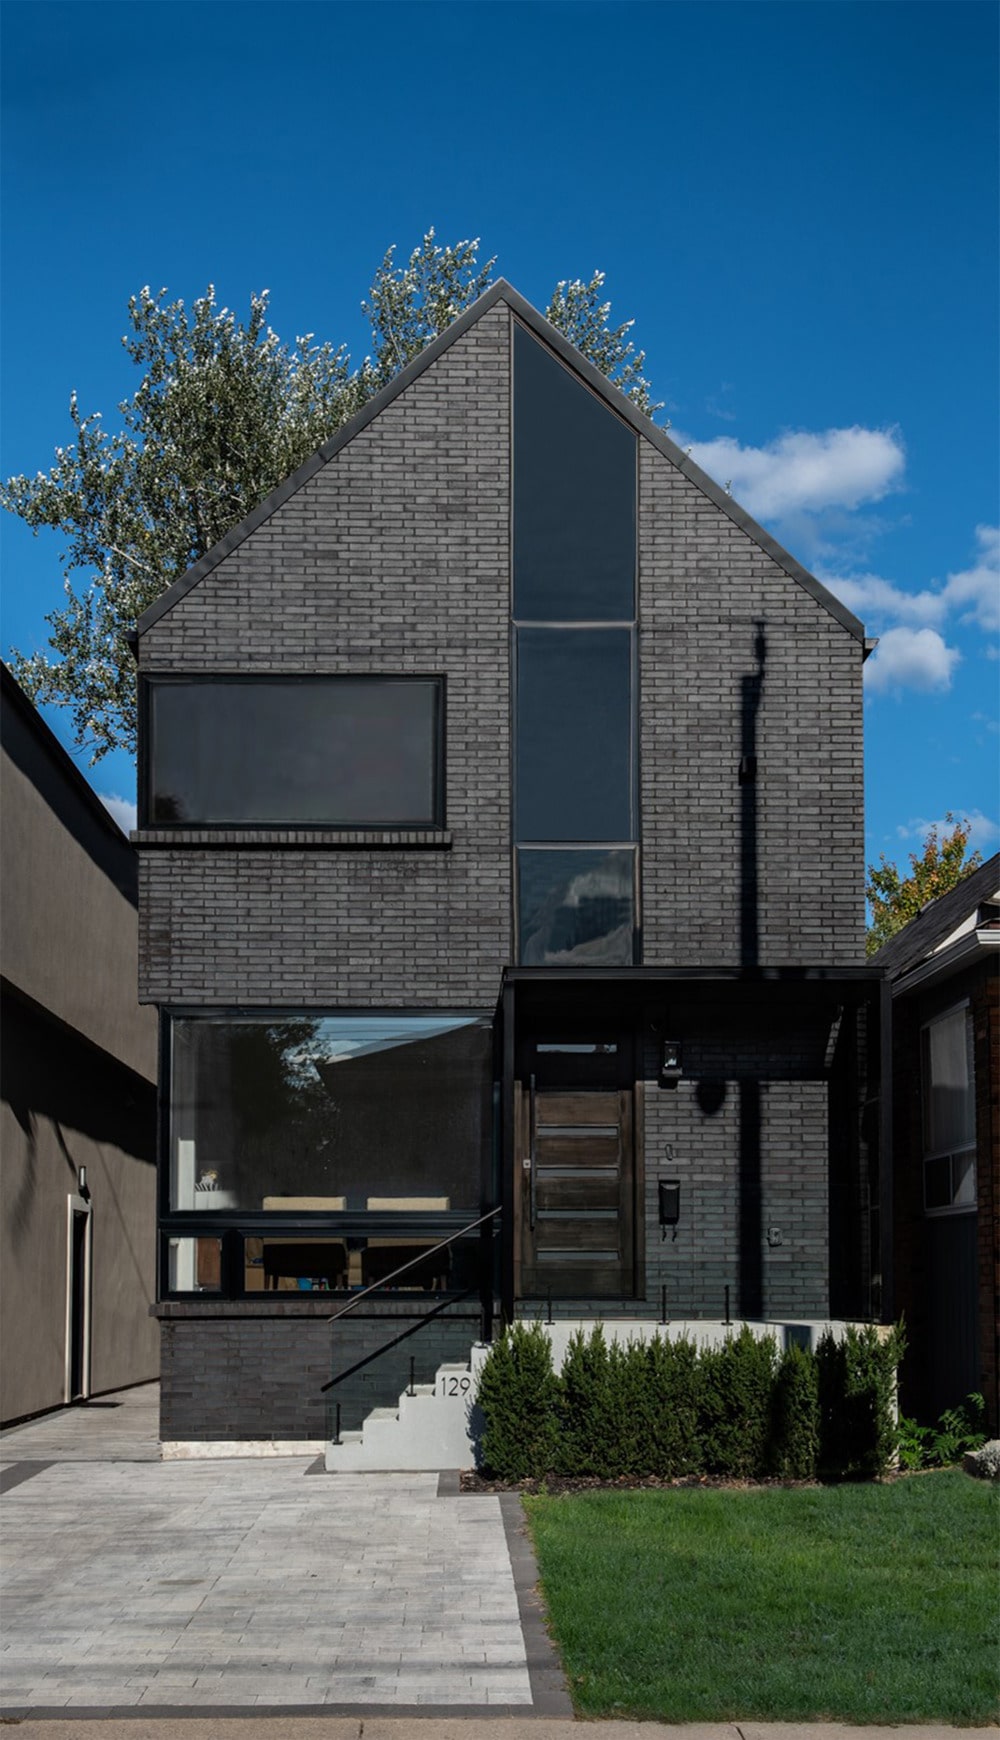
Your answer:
135,280 -> 866,641
875,850 -> 1000,982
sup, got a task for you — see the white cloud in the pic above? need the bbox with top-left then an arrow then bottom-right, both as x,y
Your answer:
863,627 -> 961,695
821,527 -> 998,693
99,793 -> 137,834
682,425 -> 905,520
822,571 -> 945,626
897,811 -> 1000,855
941,524 -> 1000,633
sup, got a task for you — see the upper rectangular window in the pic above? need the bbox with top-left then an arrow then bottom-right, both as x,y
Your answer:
143,676 -> 443,828
513,323 -> 636,622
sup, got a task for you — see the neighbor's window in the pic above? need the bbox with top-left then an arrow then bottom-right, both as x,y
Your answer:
921,1004 -> 977,1212
144,676 -> 444,827
168,1012 -> 492,1214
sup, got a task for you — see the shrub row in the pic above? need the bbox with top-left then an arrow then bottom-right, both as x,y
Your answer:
476,1320 -> 906,1483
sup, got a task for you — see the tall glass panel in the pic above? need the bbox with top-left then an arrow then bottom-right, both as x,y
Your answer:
513,324 -> 636,622
147,677 -> 442,827
515,628 -> 633,842
517,849 -> 636,966
169,1014 -> 491,1212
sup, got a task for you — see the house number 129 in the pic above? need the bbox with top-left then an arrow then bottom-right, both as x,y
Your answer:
439,1375 -> 471,1397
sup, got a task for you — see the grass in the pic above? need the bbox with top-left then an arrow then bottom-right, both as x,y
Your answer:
523,1470 -> 999,1723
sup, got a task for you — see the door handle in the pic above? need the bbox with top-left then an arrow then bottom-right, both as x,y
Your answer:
528,1073 -> 537,1230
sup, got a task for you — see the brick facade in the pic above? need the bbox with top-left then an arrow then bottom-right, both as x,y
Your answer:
137,288 -> 872,1438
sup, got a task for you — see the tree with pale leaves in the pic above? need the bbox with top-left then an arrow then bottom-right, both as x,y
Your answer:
866,815 -> 983,956
4,232 -> 656,761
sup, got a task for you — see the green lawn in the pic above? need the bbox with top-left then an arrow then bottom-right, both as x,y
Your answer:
523,1470 -> 999,1723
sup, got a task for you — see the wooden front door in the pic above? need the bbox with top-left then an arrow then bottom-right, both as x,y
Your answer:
518,1083 -> 635,1298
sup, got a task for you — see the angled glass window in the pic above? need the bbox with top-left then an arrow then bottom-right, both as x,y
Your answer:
515,627 -> 633,842
513,323 -> 636,622
517,848 -> 636,966
144,676 -> 443,828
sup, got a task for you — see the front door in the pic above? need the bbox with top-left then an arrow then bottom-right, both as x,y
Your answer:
517,1040 -> 636,1298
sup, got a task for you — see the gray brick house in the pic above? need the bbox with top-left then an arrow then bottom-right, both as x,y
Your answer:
133,282 -> 886,1448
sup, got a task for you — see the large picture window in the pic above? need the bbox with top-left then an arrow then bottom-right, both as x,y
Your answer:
921,1004 -> 977,1212
168,1013 -> 491,1216
144,676 -> 444,828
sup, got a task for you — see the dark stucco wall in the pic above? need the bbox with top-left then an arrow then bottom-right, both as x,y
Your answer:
1,671 -> 159,1423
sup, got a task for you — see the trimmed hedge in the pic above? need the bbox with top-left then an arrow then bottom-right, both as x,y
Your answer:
476,1321 -> 903,1483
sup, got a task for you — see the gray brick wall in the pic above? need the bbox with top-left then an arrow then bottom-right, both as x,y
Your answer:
139,302 -> 511,1009
638,443 -> 865,967
157,1304 -> 481,1440
139,296 -> 865,1357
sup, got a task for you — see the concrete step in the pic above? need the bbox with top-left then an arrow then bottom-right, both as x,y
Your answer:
325,1344 -> 488,1472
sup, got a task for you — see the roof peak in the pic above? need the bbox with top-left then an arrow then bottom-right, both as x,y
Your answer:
135,279 -> 864,642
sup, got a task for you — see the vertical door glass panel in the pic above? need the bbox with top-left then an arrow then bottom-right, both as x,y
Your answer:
147,677 -> 442,827
517,848 -> 635,965
513,324 -> 636,622
169,1014 -> 491,1212
516,628 -> 633,841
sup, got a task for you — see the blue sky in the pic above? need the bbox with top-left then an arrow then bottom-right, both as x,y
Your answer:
2,0 -> 997,872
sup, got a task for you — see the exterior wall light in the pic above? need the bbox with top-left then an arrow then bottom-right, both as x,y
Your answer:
659,1039 -> 682,1087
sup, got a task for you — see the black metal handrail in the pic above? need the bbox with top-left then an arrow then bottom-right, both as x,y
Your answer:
324,1204 -> 501,1324
321,1286 -> 475,1394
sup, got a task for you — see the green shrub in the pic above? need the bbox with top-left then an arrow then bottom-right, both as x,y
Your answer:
770,1340 -> 820,1479
817,1322 -> 905,1479
642,1333 -> 702,1477
698,1326 -> 777,1478
476,1321 -> 561,1479
558,1326 -> 622,1477
897,1392 -> 987,1470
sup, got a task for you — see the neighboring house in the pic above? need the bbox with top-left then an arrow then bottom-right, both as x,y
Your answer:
877,854 -> 1000,1431
1,664 -> 159,1424
132,281 -> 885,1452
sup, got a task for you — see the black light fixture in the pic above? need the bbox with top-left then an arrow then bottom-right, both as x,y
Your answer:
78,1166 -> 91,1202
658,1179 -> 681,1240
659,1038 -> 682,1087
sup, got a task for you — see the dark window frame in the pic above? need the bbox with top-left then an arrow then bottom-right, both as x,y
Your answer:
920,1000 -> 977,1216
512,623 -> 639,846
139,672 -> 446,831
513,843 -> 640,968
156,1005 -> 498,1299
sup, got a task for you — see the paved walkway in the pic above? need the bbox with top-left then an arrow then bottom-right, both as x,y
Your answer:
2,1389 -> 994,1735
0,1385 -> 549,1716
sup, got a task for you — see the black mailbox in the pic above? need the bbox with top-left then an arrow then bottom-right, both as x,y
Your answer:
658,1179 -> 681,1239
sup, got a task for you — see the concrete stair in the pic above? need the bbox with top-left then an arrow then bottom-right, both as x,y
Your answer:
324,1346 -> 489,1471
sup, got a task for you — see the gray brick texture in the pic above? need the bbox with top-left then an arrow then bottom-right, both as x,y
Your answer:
139,302 -> 511,1009
139,297 -> 866,1358
157,1305 -> 481,1440
638,445 -> 864,966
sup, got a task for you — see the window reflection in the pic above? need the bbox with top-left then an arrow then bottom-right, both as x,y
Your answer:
517,849 -> 636,966
169,1014 -> 491,1213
